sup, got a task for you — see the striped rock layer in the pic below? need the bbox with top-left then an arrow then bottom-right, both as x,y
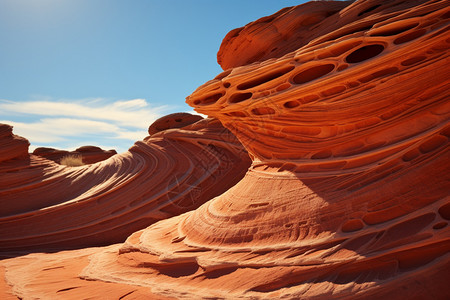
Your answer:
1,0 -> 449,299
0,118 -> 250,251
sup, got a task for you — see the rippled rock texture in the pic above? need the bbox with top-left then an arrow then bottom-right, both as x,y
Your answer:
1,0 -> 449,299
0,117 -> 250,252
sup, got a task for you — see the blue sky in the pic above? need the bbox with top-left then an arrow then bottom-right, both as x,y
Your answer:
0,0 -> 306,153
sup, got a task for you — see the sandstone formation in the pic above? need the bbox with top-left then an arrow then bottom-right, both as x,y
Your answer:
218,0 -> 353,69
148,112 -> 203,136
1,0 -> 449,299
33,145 -> 117,165
0,117 -> 250,251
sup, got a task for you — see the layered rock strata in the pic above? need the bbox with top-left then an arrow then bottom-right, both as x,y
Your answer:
1,0 -> 449,299
0,117 -> 250,251
83,0 -> 449,299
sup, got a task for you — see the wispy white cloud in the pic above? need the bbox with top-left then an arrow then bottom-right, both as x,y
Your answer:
2,118 -> 147,142
0,98 -> 168,128
0,97 -> 173,153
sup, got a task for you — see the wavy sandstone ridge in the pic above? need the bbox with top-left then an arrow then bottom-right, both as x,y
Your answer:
81,0 -> 448,299
1,0 -> 449,299
0,117 -> 250,251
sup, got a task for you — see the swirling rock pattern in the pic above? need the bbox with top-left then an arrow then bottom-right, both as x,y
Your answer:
0,117 -> 250,251
84,0 -> 448,299
1,0 -> 449,299
33,146 -> 117,164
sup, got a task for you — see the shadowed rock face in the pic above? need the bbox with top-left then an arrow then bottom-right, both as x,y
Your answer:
0,118 -> 250,251
33,146 -> 117,165
1,1 -> 449,299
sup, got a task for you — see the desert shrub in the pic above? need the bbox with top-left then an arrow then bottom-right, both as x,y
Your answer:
60,154 -> 84,167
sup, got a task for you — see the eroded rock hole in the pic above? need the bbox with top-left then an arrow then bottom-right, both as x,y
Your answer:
292,64 -> 335,84
311,149 -> 332,159
345,44 -> 384,63
229,92 -> 252,103
226,111 -> 246,117
276,83 -> 291,92
251,107 -> 275,115
359,67 -> 399,83
237,65 -> 295,90
283,101 -> 300,109
433,222 -> 447,229
154,262 -> 199,277
341,219 -> 364,232
358,4 -> 381,16
438,203 -> 450,220
442,11 -> 450,19
401,56 -> 427,66
196,93 -> 223,105
322,85 -> 346,97
394,29 -> 426,44
419,135 -> 447,154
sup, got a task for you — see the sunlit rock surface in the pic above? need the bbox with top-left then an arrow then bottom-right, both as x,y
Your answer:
33,146 -> 117,164
1,0 -> 449,299
0,117 -> 250,252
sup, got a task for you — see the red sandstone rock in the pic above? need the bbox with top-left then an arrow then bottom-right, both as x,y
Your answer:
0,118 -> 250,251
148,112 -> 203,135
217,1 -> 353,70
0,124 -> 29,163
1,0 -> 449,299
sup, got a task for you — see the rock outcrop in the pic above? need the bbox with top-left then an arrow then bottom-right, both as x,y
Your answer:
0,124 -> 29,163
148,112 -> 203,136
1,0 -> 449,299
33,146 -> 117,165
0,117 -> 250,251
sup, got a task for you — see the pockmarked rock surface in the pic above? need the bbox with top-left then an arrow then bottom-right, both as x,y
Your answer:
1,0 -> 449,299
0,116 -> 250,252
33,145 -> 117,165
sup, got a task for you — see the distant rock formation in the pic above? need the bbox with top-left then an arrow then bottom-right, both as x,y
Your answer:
0,124 -> 29,163
148,112 -> 203,135
33,146 -> 117,164
0,117 -> 250,251
1,0 -> 449,299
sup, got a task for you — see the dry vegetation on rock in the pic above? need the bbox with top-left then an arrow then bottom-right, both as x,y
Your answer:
60,154 -> 84,167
